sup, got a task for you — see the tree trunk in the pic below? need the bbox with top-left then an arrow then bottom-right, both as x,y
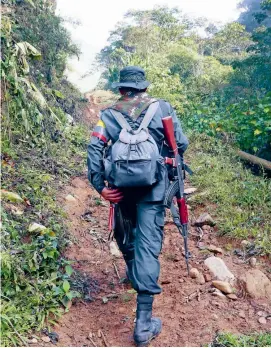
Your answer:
237,150 -> 271,170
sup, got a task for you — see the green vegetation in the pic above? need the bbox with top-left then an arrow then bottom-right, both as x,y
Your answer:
187,93 -> 271,157
96,1 -> 271,254
187,134 -> 271,254
1,120 -> 89,348
1,0 -> 271,347
1,1 -> 89,345
212,332 -> 271,347
97,1 -> 271,159
1,0 -> 85,149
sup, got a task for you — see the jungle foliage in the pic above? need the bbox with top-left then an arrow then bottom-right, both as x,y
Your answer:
1,0 -> 271,346
1,0 -> 86,150
1,1 -> 89,345
187,134 -> 271,255
96,1 -> 271,159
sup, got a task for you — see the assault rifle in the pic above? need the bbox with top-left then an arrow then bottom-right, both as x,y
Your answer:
162,116 -> 191,274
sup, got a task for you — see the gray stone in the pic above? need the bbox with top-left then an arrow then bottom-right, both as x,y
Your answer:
212,289 -> 227,299
109,241 -> 121,258
65,113 -> 74,125
195,213 -> 215,227
239,310 -> 246,319
241,240 -> 250,248
190,268 -> 199,279
28,338 -> 38,344
249,257 -> 257,267
41,336 -> 50,343
204,256 -> 235,283
212,280 -> 233,294
196,273 -> 206,285
227,293 -> 238,300
202,225 -> 211,232
240,269 -> 271,301
65,194 -> 77,202
204,273 -> 212,282
258,317 -> 267,325
208,245 -> 223,254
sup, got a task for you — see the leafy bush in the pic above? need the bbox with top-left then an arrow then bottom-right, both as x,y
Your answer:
186,93 -> 271,157
0,119 -> 89,346
1,0 -> 86,147
97,2 -> 271,159
1,1 -> 90,345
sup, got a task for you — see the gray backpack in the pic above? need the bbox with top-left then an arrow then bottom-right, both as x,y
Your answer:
104,102 -> 160,188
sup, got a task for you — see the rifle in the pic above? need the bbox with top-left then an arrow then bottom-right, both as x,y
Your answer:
162,116 -> 190,274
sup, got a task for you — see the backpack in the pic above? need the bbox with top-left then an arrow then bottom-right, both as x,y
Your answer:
104,101 -> 160,188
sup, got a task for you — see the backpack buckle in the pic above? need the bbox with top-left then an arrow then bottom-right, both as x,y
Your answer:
130,144 -> 137,151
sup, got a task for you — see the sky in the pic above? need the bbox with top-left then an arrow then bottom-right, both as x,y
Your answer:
56,0 -> 241,92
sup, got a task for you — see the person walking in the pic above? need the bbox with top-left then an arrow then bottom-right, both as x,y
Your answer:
87,66 -> 188,346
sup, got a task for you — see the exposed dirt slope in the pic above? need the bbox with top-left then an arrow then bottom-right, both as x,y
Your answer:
49,93 -> 270,347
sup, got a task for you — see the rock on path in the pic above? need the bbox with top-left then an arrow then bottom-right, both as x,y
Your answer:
240,269 -> 271,301
204,256 -> 235,283
212,280 -> 233,294
194,213 -> 215,227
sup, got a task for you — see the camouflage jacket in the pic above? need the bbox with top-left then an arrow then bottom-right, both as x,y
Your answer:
87,92 -> 188,202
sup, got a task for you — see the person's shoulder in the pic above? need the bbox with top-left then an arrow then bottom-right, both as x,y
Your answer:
99,105 -> 115,119
158,98 -> 171,105
100,106 -> 113,113
156,99 -> 173,115
99,97 -> 117,111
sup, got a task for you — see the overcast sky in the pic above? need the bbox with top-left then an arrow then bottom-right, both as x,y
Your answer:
56,0 -> 241,92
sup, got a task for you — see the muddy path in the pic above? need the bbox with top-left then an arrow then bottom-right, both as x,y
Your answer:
52,94 -> 270,347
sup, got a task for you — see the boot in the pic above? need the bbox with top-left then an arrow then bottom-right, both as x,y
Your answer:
133,294 -> 162,347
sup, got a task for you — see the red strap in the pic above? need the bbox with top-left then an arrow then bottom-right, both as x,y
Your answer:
92,131 -> 107,143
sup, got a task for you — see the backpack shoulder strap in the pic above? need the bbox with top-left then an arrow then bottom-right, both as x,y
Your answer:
109,109 -> 133,132
135,101 -> 159,134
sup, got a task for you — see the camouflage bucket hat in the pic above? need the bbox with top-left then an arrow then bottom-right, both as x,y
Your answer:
111,66 -> 150,89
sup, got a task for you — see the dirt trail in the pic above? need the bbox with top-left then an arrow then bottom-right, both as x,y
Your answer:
53,95 -> 270,347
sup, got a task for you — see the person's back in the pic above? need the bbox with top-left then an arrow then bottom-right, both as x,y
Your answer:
87,66 -> 188,346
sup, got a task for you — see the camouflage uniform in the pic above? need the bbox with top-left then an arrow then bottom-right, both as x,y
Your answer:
87,91 -> 188,295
